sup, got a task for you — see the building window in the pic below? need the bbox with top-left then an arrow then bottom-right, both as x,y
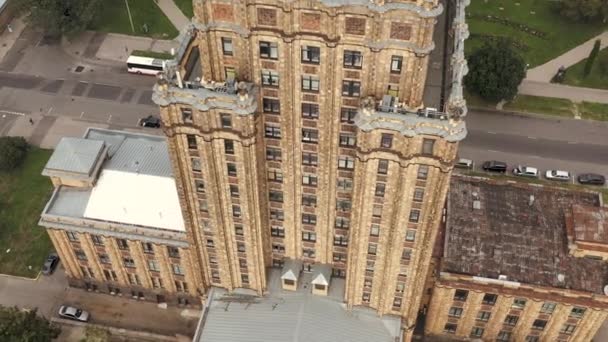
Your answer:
266,147 -> 282,161
175,280 -> 188,292
561,324 -> 576,334
206,239 -> 214,248
387,84 -> 399,97
532,319 -> 547,331
259,41 -> 278,59
338,156 -> 355,170
237,243 -> 246,253
570,307 -> 586,318
142,242 -> 154,254
302,195 -> 317,207
540,302 -> 556,314
512,298 -> 526,309
504,315 -> 519,326
302,248 -> 315,258
194,180 -> 205,193
343,50 -> 362,68
334,235 -> 348,247
104,270 -> 117,282
422,138 -> 435,155
302,214 -> 317,225
477,311 -> 491,321
525,337 -> 539,342
482,293 -> 497,305
168,246 -> 180,259
235,225 -> 244,236
396,282 -> 405,293
221,37 -> 233,55
66,231 -> 78,242
302,232 -> 317,242
220,114 -> 232,128
339,134 -> 356,147
401,248 -> 412,260
412,189 -> 425,203
230,185 -> 239,197
302,129 -> 319,143
342,81 -> 361,97
261,70 -> 280,86
148,260 -> 160,272
375,160 -> 389,175
444,323 -> 457,334
98,254 -> 110,264
375,183 -> 386,197
362,293 -> 371,303
302,174 -> 318,186
268,169 -> 283,182
272,244 -> 285,254
448,307 -> 463,317
370,224 -> 380,237
453,289 -> 468,301
333,253 -> 347,262
335,217 -> 350,229
116,239 -> 129,250
128,273 -> 141,285
497,331 -> 511,342
409,209 -> 420,223
381,134 -> 393,148
470,327 -> 484,338
224,140 -> 235,154
263,98 -> 280,113
170,263 -> 183,276
392,297 -> 402,308
191,158 -> 202,172
301,46 -> 320,64
337,199 -> 351,211
368,243 -> 377,255
302,152 -> 318,166
271,226 -> 285,237
372,206 -> 383,217
417,165 -> 429,180
340,108 -> 357,123
123,257 -> 135,268
302,103 -> 319,119
270,209 -> 284,221
227,163 -> 237,176
181,108 -> 193,123
199,200 -> 208,212
390,55 -> 403,73
405,230 -> 416,242
265,124 -> 281,138
74,249 -> 87,261
232,205 -> 242,217
225,67 -> 236,80
337,178 -> 353,192
151,277 -> 164,289
301,76 -> 320,92
269,191 -> 283,203
241,274 -> 249,284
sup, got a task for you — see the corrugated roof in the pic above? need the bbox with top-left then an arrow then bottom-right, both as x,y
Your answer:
46,187 -> 92,218
43,137 -> 104,175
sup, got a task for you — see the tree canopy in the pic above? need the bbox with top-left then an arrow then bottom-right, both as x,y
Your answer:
0,136 -> 29,172
0,306 -> 60,341
557,0 -> 608,23
12,0 -> 101,38
465,40 -> 526,102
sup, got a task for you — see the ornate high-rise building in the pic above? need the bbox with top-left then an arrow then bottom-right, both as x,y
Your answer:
153,0 -> 468,339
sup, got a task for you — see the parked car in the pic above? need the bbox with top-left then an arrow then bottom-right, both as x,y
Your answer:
482,160 -> 507,173
512,165 -> 539,178
41,253 -> 59,275
454,158 -> 474,169
545,170 -> 571,182
578,173 -> 606,186
140,115 -> 161,128
58,305 -> 89,322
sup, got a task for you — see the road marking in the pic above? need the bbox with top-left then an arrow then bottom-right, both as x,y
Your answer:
487,131 -> 497,134
107,114 -> 112,123
487,149 -> 499,153
0,110 -> 26,117
567,141 -> 578,144
527,136 -> 537,139
80,112 -> 85,119
46,107 -> 53,115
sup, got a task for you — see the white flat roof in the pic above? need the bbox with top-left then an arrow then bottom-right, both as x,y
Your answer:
83,170 -> 185,232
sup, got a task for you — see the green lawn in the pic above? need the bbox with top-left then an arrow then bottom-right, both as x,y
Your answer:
173,0 -> 194,19
562,47 -> 608,90
503,95 -> 574,117
0,148 -> 54,278
132,49 -> 174,60
578,101 -> 608,121
90,0 -> 179,39
466,0 -> 608,67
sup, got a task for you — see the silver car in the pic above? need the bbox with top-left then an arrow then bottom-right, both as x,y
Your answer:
58,305 -> 90,322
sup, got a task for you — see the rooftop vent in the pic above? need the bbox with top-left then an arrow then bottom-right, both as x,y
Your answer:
529,195 -> 535,206
473,200 -> 481,210
557,274 -> 565,283
498,275 -> 508,281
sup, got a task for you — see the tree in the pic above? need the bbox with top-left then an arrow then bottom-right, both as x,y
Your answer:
583,39 -> 602,78
0,136 -> 29,172
465,40 -> 526,102
11,0 -> 101,38
557,0 -> 608,23
0,306 -> 60,341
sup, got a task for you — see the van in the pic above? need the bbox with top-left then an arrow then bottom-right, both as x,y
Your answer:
482,160 -> 507,173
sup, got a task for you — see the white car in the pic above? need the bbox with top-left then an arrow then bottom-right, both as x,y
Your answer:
454,158 -> 474,169
512,165 -> 538,178
58,305 -> 89,322
545,170 -> 571,182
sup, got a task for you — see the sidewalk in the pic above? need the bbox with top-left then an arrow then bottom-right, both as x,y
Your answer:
156,0 -> 190,31
519,80 -> 608,105
526,31 -> 608,82
0,16 -> 27,63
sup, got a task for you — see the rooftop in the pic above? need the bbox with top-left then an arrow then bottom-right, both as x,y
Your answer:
443,176 -> 608,294
570,205 -> 608,245
42,137 -> 105,179
197,269 -> 400,342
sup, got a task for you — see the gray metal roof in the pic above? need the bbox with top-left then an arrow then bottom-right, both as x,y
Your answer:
198,269 -> 400,342
45,187 -> 92,218
43,137 -> 104,176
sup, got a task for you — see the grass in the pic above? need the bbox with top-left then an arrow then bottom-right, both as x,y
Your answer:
132,49 -> 174,60
562,48 -> 608,90
464,90 -> 498,109
503,95 -> 574,117
578,101 -> 608,121
90,0 -> 179,39
466,0 -> 608,67
173,0 -> 194,19
0,148 -> 54,278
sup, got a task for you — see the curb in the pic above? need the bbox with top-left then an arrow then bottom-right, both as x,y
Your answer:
51,317 -> 181,341
468,106 -> 578,122
0,271 -> 40,281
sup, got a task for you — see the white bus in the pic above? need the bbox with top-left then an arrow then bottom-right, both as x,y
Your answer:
126,55 -> 165,75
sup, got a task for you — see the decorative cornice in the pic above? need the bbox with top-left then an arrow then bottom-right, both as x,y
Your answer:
312,0 -> 444,17
152,83 -> 258,115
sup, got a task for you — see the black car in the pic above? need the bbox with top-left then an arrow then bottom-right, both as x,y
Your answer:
41,253 -> 59,275
578,173 -> 606,186
482,160 -> 507,173
141,115 -> 161,128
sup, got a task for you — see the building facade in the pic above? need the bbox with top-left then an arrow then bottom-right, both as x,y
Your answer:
154,0 -> 468,338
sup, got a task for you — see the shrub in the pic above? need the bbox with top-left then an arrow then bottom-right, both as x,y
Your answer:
0,136 -> 29,172
583,40 -> 601,78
